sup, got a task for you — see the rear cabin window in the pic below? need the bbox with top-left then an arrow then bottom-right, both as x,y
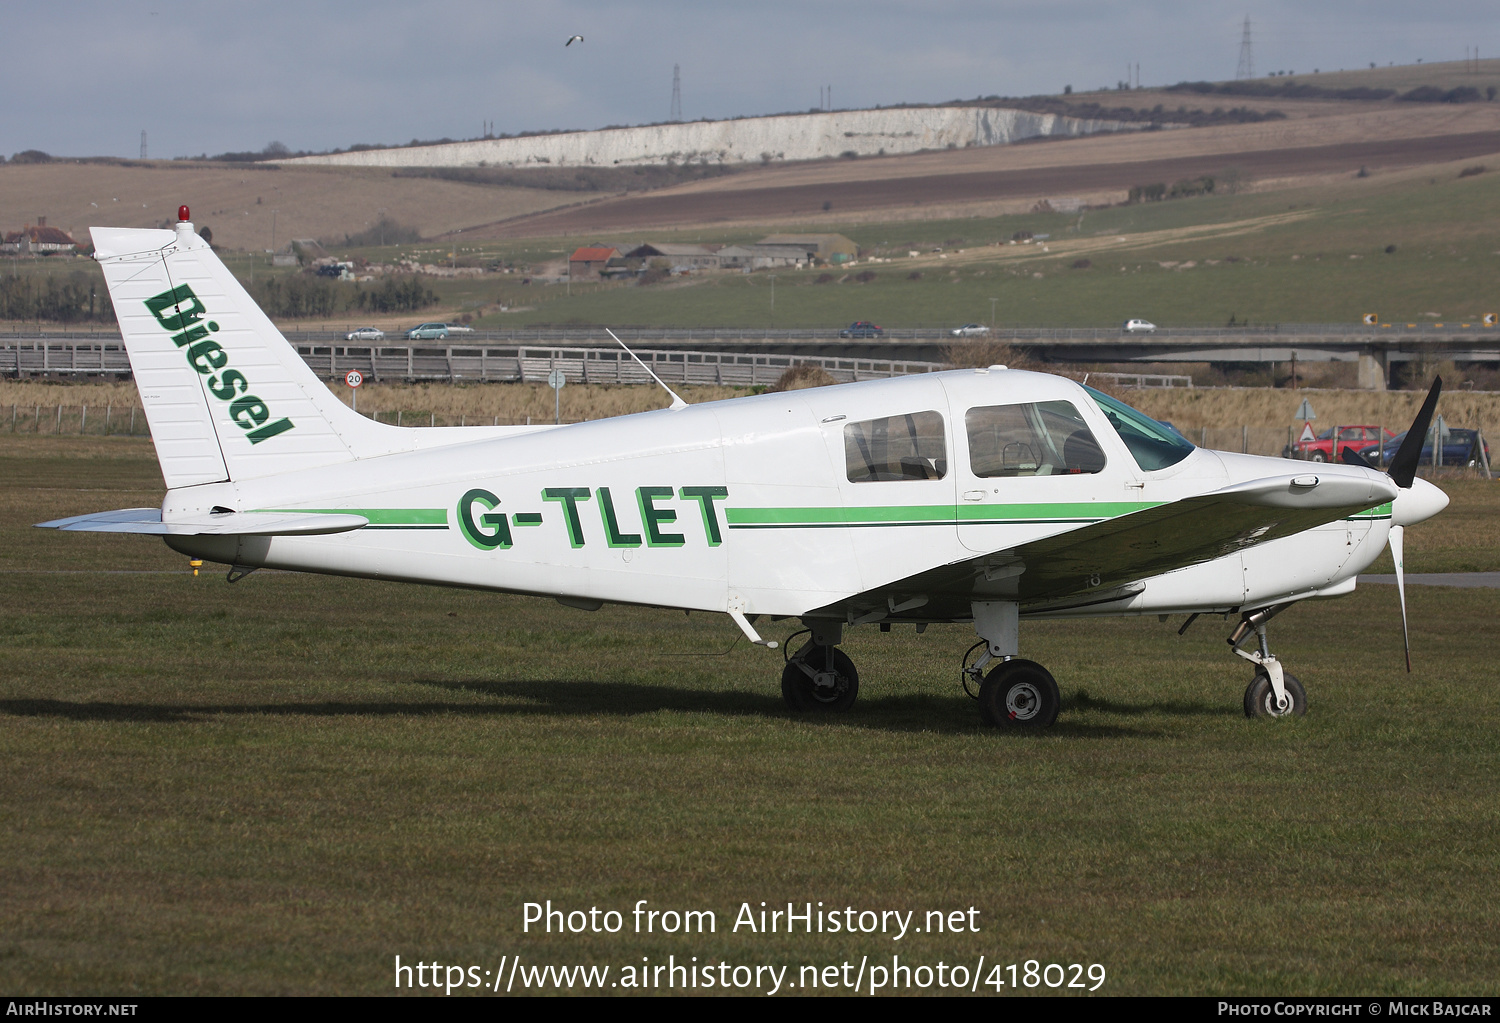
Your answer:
844,411 -> 948,482
965,401 -> 1106,477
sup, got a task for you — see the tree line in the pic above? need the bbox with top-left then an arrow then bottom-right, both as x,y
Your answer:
0,272 -> 113,323
249,274 -> 438,319
1,270 -> 437,323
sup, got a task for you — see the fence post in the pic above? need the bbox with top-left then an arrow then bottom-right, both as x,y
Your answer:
129,406 -> 136,435
1476,429 -> 1493,480
56,405 -> 62,433
1242,425 -> 1248,453
81,405 -> 87,434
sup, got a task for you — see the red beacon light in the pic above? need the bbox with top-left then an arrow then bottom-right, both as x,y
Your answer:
178,205 -> 190,222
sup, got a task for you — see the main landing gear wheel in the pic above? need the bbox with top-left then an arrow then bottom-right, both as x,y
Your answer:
1244,671 -> 1306,718
781,646 -> 859,712
978,659 -> 1060,729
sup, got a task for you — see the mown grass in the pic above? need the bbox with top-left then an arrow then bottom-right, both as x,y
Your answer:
1,438 -> 1497,995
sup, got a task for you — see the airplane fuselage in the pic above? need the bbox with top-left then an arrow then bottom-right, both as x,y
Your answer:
162,368 -> 1393,623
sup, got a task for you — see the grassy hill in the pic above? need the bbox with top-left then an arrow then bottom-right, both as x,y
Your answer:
439,157 -> 1500,335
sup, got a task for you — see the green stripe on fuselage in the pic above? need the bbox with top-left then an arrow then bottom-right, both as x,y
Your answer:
724,501 -> 1155,529
255,508 -> 449,527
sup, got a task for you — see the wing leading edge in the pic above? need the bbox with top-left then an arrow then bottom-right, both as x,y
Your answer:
806,471 -> 1399,622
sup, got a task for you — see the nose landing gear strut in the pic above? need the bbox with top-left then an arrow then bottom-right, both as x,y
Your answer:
1228,604 -> 1306,718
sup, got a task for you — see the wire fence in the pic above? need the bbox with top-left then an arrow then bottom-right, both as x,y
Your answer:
6,404 -> 151,436
8,405 -> 1485,475
0,404 -> 582,434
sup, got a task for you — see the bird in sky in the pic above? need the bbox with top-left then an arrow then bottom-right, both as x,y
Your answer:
565,34 -> 583,46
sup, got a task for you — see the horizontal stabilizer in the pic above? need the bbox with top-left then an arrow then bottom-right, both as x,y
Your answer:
36,508 -> 367,536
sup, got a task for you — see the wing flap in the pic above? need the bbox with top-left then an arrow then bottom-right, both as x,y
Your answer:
36,509 -> 368,536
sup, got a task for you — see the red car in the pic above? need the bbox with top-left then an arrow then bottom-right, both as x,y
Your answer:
1286,424 -> 1394,462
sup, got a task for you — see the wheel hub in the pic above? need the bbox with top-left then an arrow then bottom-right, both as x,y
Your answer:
1006,682 -> 1042,721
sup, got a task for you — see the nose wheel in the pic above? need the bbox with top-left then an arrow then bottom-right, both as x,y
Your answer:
1244,670 -> 1306,718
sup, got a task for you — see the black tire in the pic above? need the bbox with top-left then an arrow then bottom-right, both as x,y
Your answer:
781,647 -> 859,712
1310,451 -> 1326,463
1243,671 -> 1306,718
978,659 -> 1060,729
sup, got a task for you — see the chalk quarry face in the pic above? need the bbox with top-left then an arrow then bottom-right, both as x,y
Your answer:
290,107 -> 1142,171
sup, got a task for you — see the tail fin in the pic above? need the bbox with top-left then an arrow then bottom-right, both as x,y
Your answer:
94,218 -> 407,488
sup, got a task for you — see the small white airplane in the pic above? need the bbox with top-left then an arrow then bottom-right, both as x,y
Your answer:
41,208 -> 1450,728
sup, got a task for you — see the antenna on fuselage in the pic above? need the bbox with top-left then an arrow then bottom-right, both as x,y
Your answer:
606,328 -> 688,410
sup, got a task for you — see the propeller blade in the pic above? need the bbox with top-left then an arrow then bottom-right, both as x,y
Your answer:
1388,377 -> 1443,489
1341,446 -> 1379,469
1388,523 -> 1411,672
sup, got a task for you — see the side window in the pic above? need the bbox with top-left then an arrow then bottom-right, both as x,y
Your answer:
966,401 -> 1106,477
844,411 -> 947,482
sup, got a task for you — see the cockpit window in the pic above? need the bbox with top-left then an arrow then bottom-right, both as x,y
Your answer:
966,401 -> 1106,477
1084,385 -> 1195,471
844,411 -> 947,482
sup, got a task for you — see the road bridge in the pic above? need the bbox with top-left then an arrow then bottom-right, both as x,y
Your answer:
5,323 -> 1498,389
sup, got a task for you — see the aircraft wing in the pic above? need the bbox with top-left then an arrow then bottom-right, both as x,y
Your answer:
36,508 -> 368,536
807,471 -> 1398,621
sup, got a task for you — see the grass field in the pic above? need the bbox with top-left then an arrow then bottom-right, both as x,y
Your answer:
1,436 -> 1497,995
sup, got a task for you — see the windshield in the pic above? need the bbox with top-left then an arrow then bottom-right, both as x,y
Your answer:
1083,386 -> 1195,472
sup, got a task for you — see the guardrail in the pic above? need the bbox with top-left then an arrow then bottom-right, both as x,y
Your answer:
301,344 -> 948,386
0,340 -> 947,386
1084,372 -> 1193,389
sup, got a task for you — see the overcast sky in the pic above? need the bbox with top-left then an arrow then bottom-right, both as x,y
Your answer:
5,1 -> 1497,159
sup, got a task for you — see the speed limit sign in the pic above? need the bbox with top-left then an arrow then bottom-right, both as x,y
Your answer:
345,370 -> 364,412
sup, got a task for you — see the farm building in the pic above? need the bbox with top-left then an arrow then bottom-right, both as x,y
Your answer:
623,243 -> 720,270
1,218 -> 78,255
716,244 -> 810,269
568,246 -> 622,279
758,233 -> 858,264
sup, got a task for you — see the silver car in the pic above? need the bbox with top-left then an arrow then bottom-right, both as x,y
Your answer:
950,323 -> 990,337
344,327 -> 385,341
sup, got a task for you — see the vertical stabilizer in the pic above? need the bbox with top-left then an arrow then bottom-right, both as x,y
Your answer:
94,214 -> 407,488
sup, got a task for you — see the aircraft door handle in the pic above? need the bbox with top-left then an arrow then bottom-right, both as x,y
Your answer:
962,490 -> 985,501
